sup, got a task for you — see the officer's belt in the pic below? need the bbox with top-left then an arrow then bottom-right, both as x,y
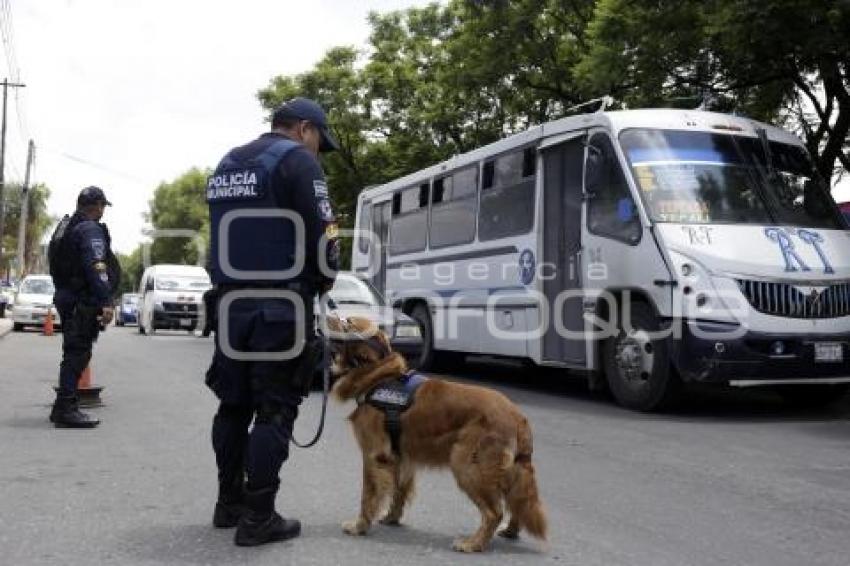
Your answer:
358,371 -> 428,454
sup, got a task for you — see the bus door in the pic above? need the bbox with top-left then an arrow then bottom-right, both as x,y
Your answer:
370,200 -> 392,294
541,134 -> 586,364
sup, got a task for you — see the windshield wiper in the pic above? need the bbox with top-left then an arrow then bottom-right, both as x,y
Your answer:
334,299 -> 374,306
755,128 -> 777,180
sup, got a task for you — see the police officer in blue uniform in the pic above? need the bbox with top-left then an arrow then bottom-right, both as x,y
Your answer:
48,186 -> 119,428
206,97 -> 340,546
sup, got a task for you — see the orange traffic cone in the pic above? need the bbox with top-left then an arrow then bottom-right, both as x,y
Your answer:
77,364 -> 104,407
43,308 -> 55,336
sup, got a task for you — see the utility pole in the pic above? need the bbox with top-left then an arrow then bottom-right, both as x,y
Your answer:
0,78 -> 26,277
16,139 -> 34,278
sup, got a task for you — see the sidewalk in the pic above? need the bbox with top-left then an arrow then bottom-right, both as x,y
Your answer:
0,317 -> 12,338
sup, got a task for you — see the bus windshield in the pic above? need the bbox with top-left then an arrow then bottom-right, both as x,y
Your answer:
619,129 -> 844,229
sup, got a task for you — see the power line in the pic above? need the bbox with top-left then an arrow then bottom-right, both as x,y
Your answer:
0,0 -> 29,168
40,145 -> 151,184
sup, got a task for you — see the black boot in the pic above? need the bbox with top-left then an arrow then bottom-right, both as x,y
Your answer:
49,395 -> 99,428
213,480 -> 247,528
234,487 -> 301,547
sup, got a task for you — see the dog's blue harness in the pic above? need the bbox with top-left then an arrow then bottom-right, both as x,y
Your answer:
362,370 -> 428,454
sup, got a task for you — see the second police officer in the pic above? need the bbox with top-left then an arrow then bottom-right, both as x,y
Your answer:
47,186 -> 120,428
205,98 -> 340,547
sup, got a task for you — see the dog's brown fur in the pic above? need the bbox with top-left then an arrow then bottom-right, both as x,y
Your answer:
330,316 -> 547,552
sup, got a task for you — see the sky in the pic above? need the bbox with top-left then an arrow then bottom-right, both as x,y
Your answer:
3,0 -> 849,256
3,0 -> 434,253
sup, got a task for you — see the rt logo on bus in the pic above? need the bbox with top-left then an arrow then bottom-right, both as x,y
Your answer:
764,228 -> 834,274
519,249 -> 536,285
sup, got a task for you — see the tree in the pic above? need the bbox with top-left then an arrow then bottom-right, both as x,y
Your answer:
577,0 -> 850,184
146,167 -> 210,267
1,182 -> 53,277
255,1 -> 597,269
115,246 -> 143,296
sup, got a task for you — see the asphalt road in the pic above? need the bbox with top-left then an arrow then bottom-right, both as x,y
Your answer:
1,325 -> 849,566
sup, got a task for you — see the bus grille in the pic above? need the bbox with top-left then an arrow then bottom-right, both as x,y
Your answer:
736,279 -> 850,319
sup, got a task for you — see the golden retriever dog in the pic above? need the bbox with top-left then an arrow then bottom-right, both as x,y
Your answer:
328,316 -> 547,552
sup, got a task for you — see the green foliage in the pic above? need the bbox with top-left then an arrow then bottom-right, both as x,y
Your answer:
578,0 -> 850,181
146,167 -> 210,266
115,247 -> 143,296
256,1 -> 597,269
255,0 -> 847,230
128,0 -> 848,275
1,183 -> 53,276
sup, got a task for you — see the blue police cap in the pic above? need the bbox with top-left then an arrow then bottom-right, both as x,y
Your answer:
77,186 -> 112,207
272,97 -> 340,153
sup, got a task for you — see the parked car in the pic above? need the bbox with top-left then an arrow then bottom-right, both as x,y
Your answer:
10,275 -> 60,331
321,272 -> 423,365
115,293 -> 139,326
138,264 -> 211,334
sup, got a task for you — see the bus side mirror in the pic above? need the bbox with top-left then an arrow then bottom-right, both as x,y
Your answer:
145,279 -> 154,292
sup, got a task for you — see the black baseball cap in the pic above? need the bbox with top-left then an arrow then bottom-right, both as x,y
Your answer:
77,186 -> 112,207
272,97 -> 340,153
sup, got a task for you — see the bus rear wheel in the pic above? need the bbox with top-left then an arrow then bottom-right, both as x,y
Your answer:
603,301 -> 679,411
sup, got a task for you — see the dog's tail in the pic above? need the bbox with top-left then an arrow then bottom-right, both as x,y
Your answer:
506,418 -> 547,541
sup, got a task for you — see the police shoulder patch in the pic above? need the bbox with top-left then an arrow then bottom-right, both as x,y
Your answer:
91,239 -> 106,259
318,198 -> 335,221
313,180 -> 329,198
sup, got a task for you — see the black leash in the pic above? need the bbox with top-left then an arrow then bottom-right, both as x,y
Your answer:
291,298 -> 335,449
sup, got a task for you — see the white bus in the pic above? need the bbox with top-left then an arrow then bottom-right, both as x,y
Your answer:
351,108 -> 850,410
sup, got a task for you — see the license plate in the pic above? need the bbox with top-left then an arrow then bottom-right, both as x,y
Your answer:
180,318 -> 192,326
814,342 -> 843,363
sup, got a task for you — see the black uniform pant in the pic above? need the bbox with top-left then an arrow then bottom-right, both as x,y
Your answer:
206,293 -> 311,497
56,297 -> 100,398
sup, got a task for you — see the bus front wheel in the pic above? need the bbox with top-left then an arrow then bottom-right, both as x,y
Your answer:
603,301 -> 679,411
409,304 -> 462,372
410,304 -> 436,370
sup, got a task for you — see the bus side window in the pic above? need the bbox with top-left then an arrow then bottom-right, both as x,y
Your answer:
430,166 -> 478,248
479,147 -> 536,241
586,134 -> 641,244
389,185 -> 429,254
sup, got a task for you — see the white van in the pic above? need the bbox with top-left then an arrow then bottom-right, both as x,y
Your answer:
137,264 -> 211,335
352,107 -> 850,410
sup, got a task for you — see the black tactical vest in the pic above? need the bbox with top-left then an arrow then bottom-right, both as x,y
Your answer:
207,137 -> 300,285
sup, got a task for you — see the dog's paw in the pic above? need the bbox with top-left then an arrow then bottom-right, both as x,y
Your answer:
452,537 -> 484,553
498,526 -> 520,540
379,516 -> 402,527
342,519 -> 369,536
